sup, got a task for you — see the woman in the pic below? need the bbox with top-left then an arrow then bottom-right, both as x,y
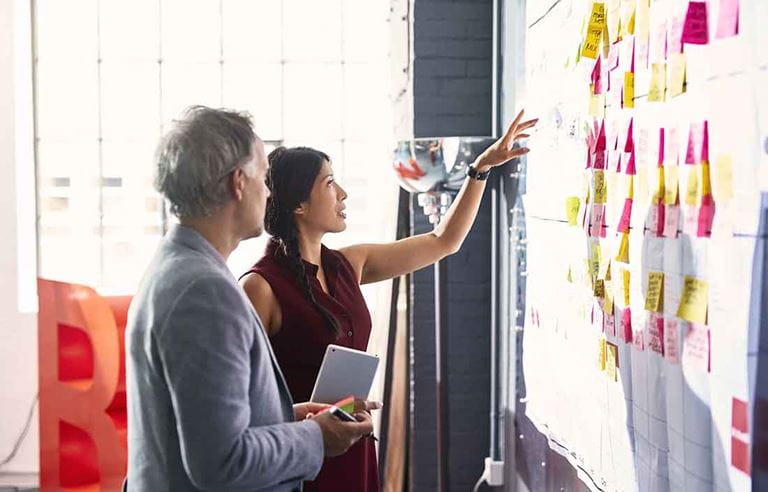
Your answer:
240,110 -> 537,491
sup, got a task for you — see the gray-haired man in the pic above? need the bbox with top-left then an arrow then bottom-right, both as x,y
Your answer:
126,106 -> 372,491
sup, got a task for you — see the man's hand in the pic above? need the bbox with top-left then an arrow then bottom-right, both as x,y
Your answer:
293,402 -> 329,421
311,410 -> 374,457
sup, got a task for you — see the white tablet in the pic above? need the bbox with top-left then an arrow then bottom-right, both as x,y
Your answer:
310,344 -> 380,404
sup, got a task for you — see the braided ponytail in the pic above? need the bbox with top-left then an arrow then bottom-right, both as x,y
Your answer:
265,146 -> 341,337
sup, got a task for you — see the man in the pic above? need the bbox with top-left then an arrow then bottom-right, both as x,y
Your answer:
126,106 -> 372,491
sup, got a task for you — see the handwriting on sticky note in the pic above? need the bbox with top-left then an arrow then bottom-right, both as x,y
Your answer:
663,204 -> 680,238
582,2 -> 607,59
664,319 -> 680,363
594,278 -> 606,298
664,165 -> 679,205
645,271 -> 664,312
593,170 -> 607,203
647,313 -> 664,356
716,0 -> 739,39
566,196 -> 581,225
697,202 -> 715,238
713,154 -> 734,202
667,53 -> 686,97
683,322 -> 710,372
677,276 -> 709,324
605,342 -> 618,381
648,63 -> 666,102
598,337 -> 607,370
623,72 -> 635,108
682,1 -> 709,45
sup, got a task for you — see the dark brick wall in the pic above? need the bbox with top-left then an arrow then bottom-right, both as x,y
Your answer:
409,192 -> 492,491
412,0 -> 493,138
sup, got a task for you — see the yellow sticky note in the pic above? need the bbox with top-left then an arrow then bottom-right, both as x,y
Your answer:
637,164 -> 648,203
598,337 -> 607,370
635,0 -> 650,39
668,53 -> 686,97
664,165 -> 679,205
605,287 -> 614,314
567,266 -> 573,283
627,8 -> 636,35
624,72 -> 635,108
685,165 -> 700,205
622,270 -> 630,306
589,243 -> 602,277
644,271 -> 664,312
582,2 -> 606,59
677,276 -> 709,325
607,172 -> 619,208
593,170 -> 607,203
615,232 -> 630,263
713,154 -> 734,202
700,162 -> 712,197
626,175 -> 634,200
648,63 -> 666,102
651,166 -> 665,202
594,278 -> 606,298
589,93 -> 606,118
566,196 -> 581,225
606,342 -> 618,381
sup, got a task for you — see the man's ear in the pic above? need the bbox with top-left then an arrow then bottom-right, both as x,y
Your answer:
230,168 -> 246,201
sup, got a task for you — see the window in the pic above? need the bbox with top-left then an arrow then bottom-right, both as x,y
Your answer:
34,0 -> 396,296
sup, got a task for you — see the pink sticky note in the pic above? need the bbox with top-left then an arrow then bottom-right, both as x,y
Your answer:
682,1 -> 709,45
683,204 -> 698,235
625,118 -> 634,152
683,322 -> 710,372
633,328 -> 645,351
685,122 -> 703,164
636,27 -> 650,70
647,203 -> 665,237
664,319 -> 680,363
610,152 -> 622,172
648,313 -> 665,356
585,148 -> 592,169
663,205 -> 680,238
702,120 -> 710,162
667,12 -> 685,55
590,205 -> 606,237
596,121 -> 607,151
607,41 -> 620,71
665,127 -> 679,165
593,150 -> 606,170
658,128 -> 665,166
697,202 -> 716,237
592,57 -> 604,94
649,8 -> 668,64
605,312 -> 616,337
618,198 -> 633,233
622,308 -> 633,343
600,208 -> 607,238
625,150 -> 637,175
716,0 -> 739,39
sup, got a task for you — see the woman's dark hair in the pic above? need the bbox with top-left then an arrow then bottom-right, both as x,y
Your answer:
265,146 -> 341,337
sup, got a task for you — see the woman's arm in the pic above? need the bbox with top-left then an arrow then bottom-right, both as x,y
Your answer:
240,273 -> 282,336
341,110 -> 537,285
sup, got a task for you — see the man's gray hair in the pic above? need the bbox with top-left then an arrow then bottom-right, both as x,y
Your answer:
155,106 -> 256,218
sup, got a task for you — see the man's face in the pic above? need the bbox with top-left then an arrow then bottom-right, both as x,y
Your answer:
241,138 -> 270,239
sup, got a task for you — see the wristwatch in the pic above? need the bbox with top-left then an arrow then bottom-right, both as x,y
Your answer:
466,164 -> 491,181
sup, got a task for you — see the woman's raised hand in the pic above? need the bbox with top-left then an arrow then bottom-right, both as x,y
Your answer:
474,109 -> 538,171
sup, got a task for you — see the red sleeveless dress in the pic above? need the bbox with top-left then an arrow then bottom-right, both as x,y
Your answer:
243,240 -> 380,492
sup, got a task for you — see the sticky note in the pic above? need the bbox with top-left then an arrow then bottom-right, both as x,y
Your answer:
645,271 -> 664,312
677,276 -> 709,325
682,323 -> 710,372
594,278 -> 606,298
604,308 -> 616,336
716,0 -> 739,39
712,154 -> 734,202
625,150 -> 636,175
683,204 -> 698,235
605,342 -> 618,381
700,162 -> 712,197
685,165 -> 700,205
605,288 -> 614,314
664,319 -> 680,363
652,166 -> 665,203
649,203 -> 665,237
593,170 -> 607,203
589,242 -> 602,277
623,72 -> 635,108
589,93 -> 605,118
648,63 -> 666,102
667,53 -> 686,97
566,197 -> 580,225
633,327 -> 645,351
567,266 -> 573,283
667,12 -> 685,55
663,204 -> 680,238
592,57 -> 604,94
582,2 -> 607,59
617,198 -> 632,233
648,313 -> 665,356
664,165 -> 679,205
590,204 -> 606,237
621,270 -> 630,306
682,1 -> 709,45
697,202 -> 715,238
615,232 -> 630,263
621,307 -> 632,343
598,337 -> 607,370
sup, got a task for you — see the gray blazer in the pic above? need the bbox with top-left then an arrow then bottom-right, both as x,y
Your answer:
126,225 -> 323,491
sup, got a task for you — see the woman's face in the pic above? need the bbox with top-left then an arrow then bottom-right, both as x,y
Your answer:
295,159 -> 348,234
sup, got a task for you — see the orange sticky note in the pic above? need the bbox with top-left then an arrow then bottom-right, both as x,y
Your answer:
677,276 -> 709,324
645,272 -> 664,312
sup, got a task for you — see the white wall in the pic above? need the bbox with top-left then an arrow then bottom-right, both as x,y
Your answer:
0,0 -> 40,478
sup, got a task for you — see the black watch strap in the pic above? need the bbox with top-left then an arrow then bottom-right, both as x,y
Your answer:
467,165 -> 491,181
